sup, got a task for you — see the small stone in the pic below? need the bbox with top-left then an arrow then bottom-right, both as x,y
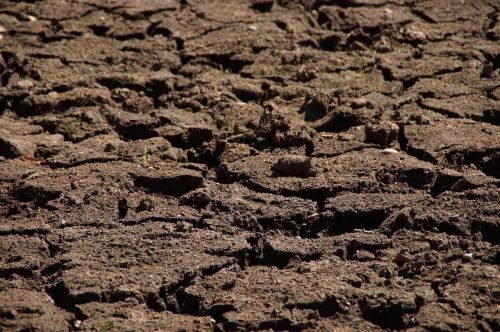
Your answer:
48,91 -> 59,98
248,25 -> 257,31
351,97 -> 372,109
349,40 -> 368,51
354,249 -> 376,261
381,148 -> 399,154
462,253 -> 473,261
271,154 -> 316,177
401,26 -> 426,43
14,79 -> 34,89
355,229 -> 375,234
374,36 -> 391,53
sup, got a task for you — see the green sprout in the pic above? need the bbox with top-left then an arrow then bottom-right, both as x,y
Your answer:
98,321 -> 114,332
143,146 -> 150,166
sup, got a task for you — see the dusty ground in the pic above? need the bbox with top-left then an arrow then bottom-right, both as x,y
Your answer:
0,0 -> 499,331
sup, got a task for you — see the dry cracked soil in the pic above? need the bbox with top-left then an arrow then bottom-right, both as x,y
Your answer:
0,0 -> 499,331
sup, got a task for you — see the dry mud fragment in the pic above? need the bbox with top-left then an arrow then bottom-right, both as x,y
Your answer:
78,300 -> 214,332
219,148 -> 437,199
403,118 -> 500,175
180,181 -> 317,234
48,226 -> 250,313
0,279 -> 72,332
182,257 -> 434,330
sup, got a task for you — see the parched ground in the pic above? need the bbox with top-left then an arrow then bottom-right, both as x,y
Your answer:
0,0 -> 499,331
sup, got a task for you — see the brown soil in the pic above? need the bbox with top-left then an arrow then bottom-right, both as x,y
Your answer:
0,0 -> 499,331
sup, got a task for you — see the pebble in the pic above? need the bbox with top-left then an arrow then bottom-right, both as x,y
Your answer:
353,228 -> 374,234
374,36 -> 391,53
15,79 -> 34,89
401,26 -> 426,42
351,97 -> 372,109
462,253 -> 473,261
384,8 -> 394,17
382,148 -> 399,154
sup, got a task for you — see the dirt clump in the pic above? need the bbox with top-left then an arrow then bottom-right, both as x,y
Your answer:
365,121 -> 400,147
272,154 -> 316,177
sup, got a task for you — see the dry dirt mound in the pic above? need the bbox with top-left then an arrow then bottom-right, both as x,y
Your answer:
0,0 -> 499,331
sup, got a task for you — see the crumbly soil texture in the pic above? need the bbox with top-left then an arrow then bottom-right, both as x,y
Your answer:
0,0 -> 499,331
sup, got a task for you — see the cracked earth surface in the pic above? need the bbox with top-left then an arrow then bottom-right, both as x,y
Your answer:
0,0 -> 499,331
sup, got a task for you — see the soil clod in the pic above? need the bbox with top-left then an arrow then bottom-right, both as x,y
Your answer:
272,154 -> 316,177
